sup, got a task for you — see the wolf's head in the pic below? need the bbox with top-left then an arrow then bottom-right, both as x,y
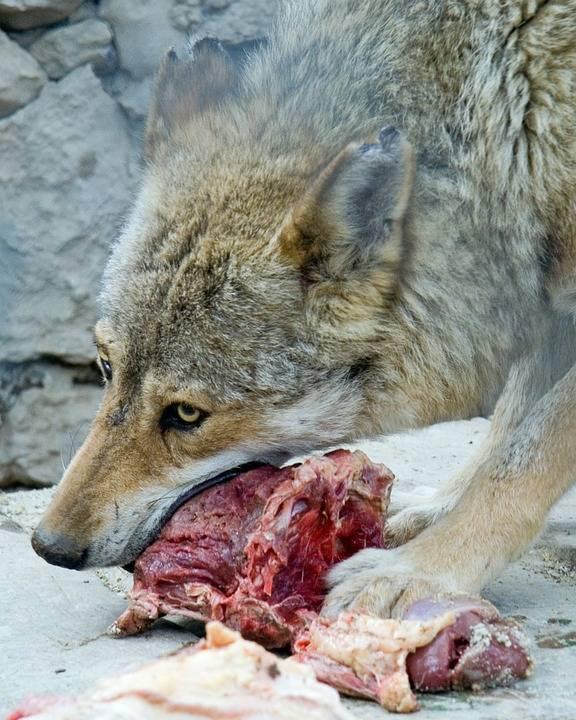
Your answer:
32,38 -> 418,568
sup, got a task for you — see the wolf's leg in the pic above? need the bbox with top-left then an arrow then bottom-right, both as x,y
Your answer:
386,318 -> 573,546
325,325 -> 576,618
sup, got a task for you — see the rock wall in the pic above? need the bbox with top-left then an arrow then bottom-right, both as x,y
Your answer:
0,0 -> 277,487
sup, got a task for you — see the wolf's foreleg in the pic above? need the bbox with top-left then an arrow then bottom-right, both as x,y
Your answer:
385,317 -> 573,547
325,354 -> 576,618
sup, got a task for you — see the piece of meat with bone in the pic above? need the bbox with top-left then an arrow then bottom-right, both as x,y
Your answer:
113,450 -> 393,648
292,610 -> 456,713
292,596 -> 533,713
8,622 -> 356,720
404,594 -> 533,691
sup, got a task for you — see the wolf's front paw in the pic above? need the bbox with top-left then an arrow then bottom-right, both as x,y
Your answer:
323,546 -> 456,619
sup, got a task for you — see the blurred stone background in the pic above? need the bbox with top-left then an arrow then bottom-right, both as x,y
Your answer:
0,0 -> 277,487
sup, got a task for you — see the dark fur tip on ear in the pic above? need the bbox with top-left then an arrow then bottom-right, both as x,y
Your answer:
193,36 -> 225,55
358,127 -> 404,164
378,126 -> 400,150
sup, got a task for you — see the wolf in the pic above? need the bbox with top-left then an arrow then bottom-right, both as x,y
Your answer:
32,0 -> 576,618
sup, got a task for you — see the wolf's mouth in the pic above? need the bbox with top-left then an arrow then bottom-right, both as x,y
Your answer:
123,462 -> 267,572
162,461 -> 267,521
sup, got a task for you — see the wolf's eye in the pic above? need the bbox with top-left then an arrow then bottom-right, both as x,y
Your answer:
176,404 -> 201,423
160,403 -> 206,431
99,356 -> 112,381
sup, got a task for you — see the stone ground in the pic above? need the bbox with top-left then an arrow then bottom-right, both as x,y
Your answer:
2,418 -> 576,719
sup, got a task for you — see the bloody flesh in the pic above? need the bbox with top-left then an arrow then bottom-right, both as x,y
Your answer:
404,595 -> 533,691
114,449 -> 532,705
114,450 -> 394,648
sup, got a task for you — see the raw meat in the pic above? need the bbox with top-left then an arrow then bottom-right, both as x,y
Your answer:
8,622 -> 355,720
112,448 -> 532,711
113,450 -> 393,648
292,596 -> 532,712
405,595 -> 533,691
12,606 -> 532,720
292,610 -> 456,713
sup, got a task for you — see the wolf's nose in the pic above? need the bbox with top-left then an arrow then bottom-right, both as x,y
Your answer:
31,526 -> 87,570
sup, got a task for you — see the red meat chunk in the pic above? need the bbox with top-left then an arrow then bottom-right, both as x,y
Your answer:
113,450 -> 394,648
405,595 -> 533,691
113,449 -> 532,703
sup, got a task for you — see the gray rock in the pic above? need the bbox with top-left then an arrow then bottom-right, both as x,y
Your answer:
0,66 -> 137,363
0,0 -> 82,30
169,0 -> 202,33
0,362 -> 102,487
99,0 -> 182,79
99,0 -> 277,79
201,0 -> 276,44
0,30 -> 46,116
6,25 -> 43,48
68,0 -> 97,23
204,0 -> 230,9
114,73 -> 153,124
29,18 -> 113,79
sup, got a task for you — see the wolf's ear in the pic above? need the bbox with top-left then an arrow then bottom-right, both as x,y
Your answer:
281,128 -> 415,290
144,37 -> 240,161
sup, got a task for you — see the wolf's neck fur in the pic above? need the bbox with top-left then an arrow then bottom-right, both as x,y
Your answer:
230,1 -> 551,429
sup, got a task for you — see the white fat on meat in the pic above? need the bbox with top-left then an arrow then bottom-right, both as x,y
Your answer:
9,623 -> 355,720
293,611 -> 455,713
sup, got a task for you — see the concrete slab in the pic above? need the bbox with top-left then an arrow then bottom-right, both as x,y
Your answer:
0,528 -> 193,711
1,419 -> 576,718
